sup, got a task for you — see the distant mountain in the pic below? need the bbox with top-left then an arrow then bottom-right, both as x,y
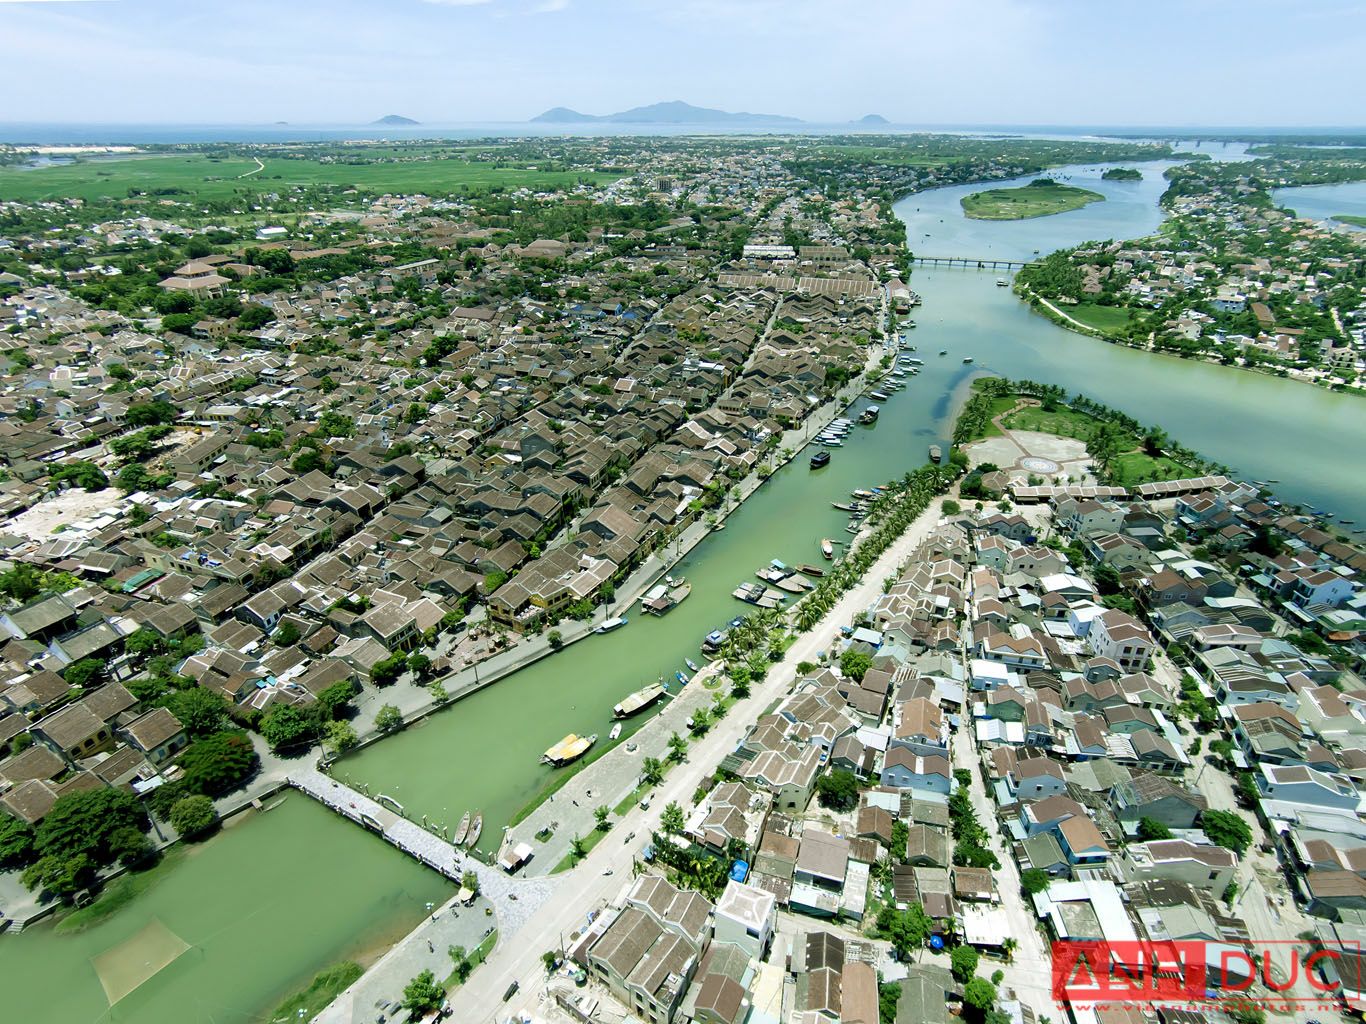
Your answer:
530,100 -> 802,125
371,114 -> 419,126
857,114 -> 889,125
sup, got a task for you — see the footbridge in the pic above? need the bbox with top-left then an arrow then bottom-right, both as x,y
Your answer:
913,255 -> 1031,268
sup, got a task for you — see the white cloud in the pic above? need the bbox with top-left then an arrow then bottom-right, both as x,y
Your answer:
421,0 -> 493,6
534,0 -> 569,10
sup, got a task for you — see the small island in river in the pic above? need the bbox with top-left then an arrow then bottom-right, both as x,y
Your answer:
960,178 -> 1105,220
1333,213 -> 1366,228
1102,167 -> 1143,180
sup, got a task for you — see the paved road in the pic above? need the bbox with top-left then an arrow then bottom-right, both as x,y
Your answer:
447,495 -> 949,1022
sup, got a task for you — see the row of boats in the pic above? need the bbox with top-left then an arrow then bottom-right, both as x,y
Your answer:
452,809 -> 483,848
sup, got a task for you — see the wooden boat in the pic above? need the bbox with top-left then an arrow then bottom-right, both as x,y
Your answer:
821,538 -> 834,560
453,812 -> 471,846
858,405 -> 880,424
774,575 -> 812,594
796,563 -> 825,577
541,733 -> 597,766
594,616 -> 628,634
962,356 -> 974,363
928,444 -> 942,463
465,814 -> 482,848
685,658 -> 699,672
614,682 -> 665,718
810,451 -> 830,469
732,582 -> 783,608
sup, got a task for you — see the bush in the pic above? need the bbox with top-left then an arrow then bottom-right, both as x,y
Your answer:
169,795 -> 217,839
1202,810 -> 1253,855
375,704 -> 404,733
816,769 -> 860,811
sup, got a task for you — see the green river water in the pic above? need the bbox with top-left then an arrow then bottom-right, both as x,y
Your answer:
4,146 -> 1363,1023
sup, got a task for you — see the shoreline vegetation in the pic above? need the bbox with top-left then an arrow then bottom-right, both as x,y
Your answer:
1101,167 -> 1143,181
1334,213 -> 1366,228
960,178 -> 1105,220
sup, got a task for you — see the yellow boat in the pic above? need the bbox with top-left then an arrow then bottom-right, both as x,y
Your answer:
541,733 -> 598,766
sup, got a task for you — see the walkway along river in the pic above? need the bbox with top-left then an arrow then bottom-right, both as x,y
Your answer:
4,147 -> 1364,1024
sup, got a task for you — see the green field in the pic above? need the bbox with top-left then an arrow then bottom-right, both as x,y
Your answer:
1333,214 -> 1366,228
1109,451 -> 1192,487
961,180 -> 1105,220
0,152 -> 616,203
1065,302 -> 1135,334
1002,404 -> 1104,441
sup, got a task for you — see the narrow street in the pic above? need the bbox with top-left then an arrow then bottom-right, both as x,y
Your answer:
441,494 -> 949,1023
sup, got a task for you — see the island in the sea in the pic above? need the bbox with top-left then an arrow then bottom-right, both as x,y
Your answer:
371,114 -> 419,126
960,178 -> 1105,220
530,100 -> 801,124
1102,167 -> 1143,180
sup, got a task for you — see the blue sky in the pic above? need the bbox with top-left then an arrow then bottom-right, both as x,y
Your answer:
2,0 -> 1363,126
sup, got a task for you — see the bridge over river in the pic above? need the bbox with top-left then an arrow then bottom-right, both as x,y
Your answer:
913,254 -> 1030,268
287,768 -> 557,930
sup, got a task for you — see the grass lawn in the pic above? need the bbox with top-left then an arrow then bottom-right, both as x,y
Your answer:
552,825 -> 610,873
1333,214 -> 1366,228
1109,451 -> 1191,487
269,961 -> 363,1024
0,152 -> 617,203
1002,404 -> 1106,442
961,180 -> 1105,220
443,931 -> 498,989
1066,302 -> 1135,335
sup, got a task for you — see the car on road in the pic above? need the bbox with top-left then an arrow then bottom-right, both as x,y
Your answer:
503,981 -> 520,1001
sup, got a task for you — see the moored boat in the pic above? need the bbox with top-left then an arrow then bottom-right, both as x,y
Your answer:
858,405 -> 880,424
821,538 -> 835,560
810,450 -> 831,468
541,734 -> 597,766
928,444 -> 942,462
594,616 -> 628,634
614,682 -> 666,718
465,814 -> 482,848
608,722 -> 622,740
685,658 -> 699,672
453,811 -> 471,846
796,563 -> 825,577
676,670 -> 690,685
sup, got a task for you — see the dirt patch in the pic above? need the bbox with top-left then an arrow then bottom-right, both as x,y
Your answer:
3,486 -> 121,541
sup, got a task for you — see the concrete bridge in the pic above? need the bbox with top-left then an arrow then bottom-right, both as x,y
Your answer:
913,255 -> 1030,269
287,767 -> 556,918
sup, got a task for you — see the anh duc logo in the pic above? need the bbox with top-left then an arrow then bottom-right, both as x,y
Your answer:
1052,940 -> 1359,1008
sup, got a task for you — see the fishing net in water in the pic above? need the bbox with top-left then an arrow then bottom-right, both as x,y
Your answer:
91,917 -> 191,1005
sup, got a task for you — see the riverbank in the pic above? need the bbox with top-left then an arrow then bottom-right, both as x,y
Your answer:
1015,282 -> 1365,398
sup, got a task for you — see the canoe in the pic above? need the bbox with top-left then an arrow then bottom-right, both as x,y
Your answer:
453,811 -> 471,846
465,813 -> 482,848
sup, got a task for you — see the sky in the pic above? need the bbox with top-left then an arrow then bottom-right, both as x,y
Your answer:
2,0 -> 1364,127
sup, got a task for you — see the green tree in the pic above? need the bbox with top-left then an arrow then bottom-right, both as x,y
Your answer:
375,704 -> 405,733
260,704 -> 318,752
162,687 -> 228,737
547,630 -> 564,651
0,812 -> 35,868
963,977 -> 997,1014
169,795 -> 217,839
1136,817 -> 1173,841
178,731 -> 259,796
406,652 -> 432,681
324,720 -> 359,754
370,653 -> 407,687
317,680 -> 357,719
448,945 -> 473,983
816,768 -> 860,811
879,982 -> 902,1024
400,969 -> 444,1018
461,870 -> 480,896
125,400 -> 177,427
660,801 -> 686,836
641,756 -> 665,785
594,805 -> 611,831
840,649 -> 873,682
541,950 -> 560,973
1201,810 -> 1253,855
569,834 -> 588,860
273,621 -> 301,646
24,788 -> 149,896
876,902 -> 932,960
62,657 -> 106,689
1020,868 -> 1051,895
951,945 -> 980,983
667,732 -> 688,763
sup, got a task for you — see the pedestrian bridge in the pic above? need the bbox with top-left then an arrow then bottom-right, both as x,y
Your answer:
913,255 -> 1030,268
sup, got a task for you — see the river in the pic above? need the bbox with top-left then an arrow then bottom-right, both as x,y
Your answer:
5,144 -> 1365,1024
1272,179 -> 1366,231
